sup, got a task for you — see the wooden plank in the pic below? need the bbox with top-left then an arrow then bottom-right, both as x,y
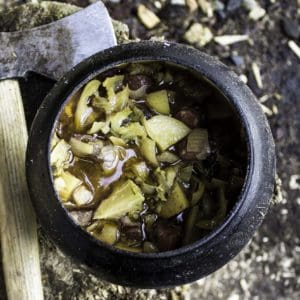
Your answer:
0,79 -> 43,300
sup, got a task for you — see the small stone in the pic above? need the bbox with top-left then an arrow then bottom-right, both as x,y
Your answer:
249,6 -> 266,20
170,0 -> 185,5
243,0 -> 265,20
289,174 -> 300,190
230,54 -> 245,66
227,0 -> 243,12
154,1 -> 162,9
137,4 -> 160,29
184,23 -> 213,47
213,0 -> 225,11
282,18 -> 300,40
239,74 -> 248,83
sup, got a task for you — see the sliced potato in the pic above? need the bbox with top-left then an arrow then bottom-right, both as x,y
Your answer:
146,90 -> 170,114
54,171 -> 82,202
144,115 -> 191,151
88,121 -> 110,135
110,107 -> 132,133
119,122 -> 147,140
131,161 -> 149,181
96,223 -> 119,245
140,137 -> 158,166
103,75 -> 124,100
69,137 -> 95,157
157,151 -> 180,164
73,185 -> 93,206
94,180 -> 144,220
155,167 -> 177,202
109,136 -> 127,147
159,181 -> 189,218
50,139 -> 72,176
165,166 -> 178,190
74,80 -> 100,132
141,183 -> 156,195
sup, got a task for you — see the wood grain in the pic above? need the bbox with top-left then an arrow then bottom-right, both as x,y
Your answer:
0,79 -> 43,300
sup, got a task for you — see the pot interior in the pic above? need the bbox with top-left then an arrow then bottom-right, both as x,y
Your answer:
48,60 -> 249,255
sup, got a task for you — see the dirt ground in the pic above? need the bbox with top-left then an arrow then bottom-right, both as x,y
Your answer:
0,0 -> 299,299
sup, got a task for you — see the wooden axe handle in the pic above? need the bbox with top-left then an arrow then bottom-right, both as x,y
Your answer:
0,79 -> 43,300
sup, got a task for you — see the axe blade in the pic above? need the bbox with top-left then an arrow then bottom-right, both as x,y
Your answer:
0,2 -> 117,81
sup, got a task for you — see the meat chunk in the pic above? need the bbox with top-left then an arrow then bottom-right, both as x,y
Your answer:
152,220 -> 182,251
175,109 -> 199,128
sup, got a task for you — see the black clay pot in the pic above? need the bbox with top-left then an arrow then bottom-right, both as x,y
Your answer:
26,41 -> 275,288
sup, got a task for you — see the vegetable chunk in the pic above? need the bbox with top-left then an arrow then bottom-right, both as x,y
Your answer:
140,137 -> 158,166
74,80 -> 100,132
94,180 -> 144,220
159,181 -> 189,218
144,115 -> 191,151
96,223 -> 119,245
146,90 -> 170,114
54,171 -> 82,202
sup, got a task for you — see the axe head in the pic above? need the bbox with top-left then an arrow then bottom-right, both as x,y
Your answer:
0,2 -> 116,80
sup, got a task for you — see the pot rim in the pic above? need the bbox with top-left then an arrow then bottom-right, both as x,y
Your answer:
27,41 -> 275,271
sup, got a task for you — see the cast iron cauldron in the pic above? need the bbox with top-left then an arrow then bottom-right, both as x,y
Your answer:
26,41 -> 275,288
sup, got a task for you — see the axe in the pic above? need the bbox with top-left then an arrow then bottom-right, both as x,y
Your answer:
0,2 -> 117,299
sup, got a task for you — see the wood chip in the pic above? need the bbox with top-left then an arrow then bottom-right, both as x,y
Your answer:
272,104 -> 278,114
251,62 -> 263,89
260,103 -> 273,116
186,0 -> 198,12
137,4 -> 161,29
197,0 -> 213,17
214,35 -> 249,46
288,40 -> 300,59
171,0 -> 185,5
259,95 -> 271,103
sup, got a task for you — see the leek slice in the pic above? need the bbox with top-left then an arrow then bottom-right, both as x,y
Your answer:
74,80 -> 100,132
